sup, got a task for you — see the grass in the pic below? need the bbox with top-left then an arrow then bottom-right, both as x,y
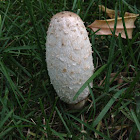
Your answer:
0,0 -> 140,139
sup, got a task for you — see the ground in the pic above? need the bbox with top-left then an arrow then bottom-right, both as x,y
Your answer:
0,0 -> 140,139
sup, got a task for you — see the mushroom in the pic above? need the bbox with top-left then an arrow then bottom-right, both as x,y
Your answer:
46,11 -> 94,109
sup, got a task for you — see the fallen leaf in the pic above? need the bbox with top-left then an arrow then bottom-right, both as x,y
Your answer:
99,5 -> 138,18
88,5 -> 139,39
99,5 -> 118,18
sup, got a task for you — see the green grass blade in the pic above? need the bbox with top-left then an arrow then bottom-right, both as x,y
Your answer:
73,64 -> 107,101
55,107 -> 71,135
125,71 -> 140,98
0,110 -> 13,129
128,125 -> 138,140
12,119 -> 25,139
88,84 -> 96,120
48,97 -> 58,123
120,1 -> 137,70
72,0 -> 77,10
10,56 -> 31,78
0,60 -> 25,108
25,0 -> 46,70
104,4 -> 118,92
21,89 -> 31,116
0,1 -> 10,37
39,98 -> 48,121
113,71 -> 140,113
0,15 -> 1,27
67,113 -> 111,140
0,127 -> 13,139
92,88 -> 126,127
136,96 -> 140,114
50,128 -> 65,140
0,118 -> 28,139
3,45 -> 37,52
83,0 -> 95,20
120,0 -> 129,41
13,115 -> 33,124
122,0 -> 137,13
118,34 -> 126,65
131,109 -> 140,132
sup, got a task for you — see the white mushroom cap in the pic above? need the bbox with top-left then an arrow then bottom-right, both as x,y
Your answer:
46,11 -> 94,106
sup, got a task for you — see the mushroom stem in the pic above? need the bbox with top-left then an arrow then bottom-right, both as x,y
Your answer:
68,97 -> 88,110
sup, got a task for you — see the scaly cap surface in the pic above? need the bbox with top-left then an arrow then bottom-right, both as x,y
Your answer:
46,11 -> 94,104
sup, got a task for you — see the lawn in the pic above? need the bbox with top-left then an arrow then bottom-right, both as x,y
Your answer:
0,0 -> 140,139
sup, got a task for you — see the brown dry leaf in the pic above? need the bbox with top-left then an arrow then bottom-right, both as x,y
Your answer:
99,5 -> 138,18
88,5 -> 139,39
99,5 -> 118,18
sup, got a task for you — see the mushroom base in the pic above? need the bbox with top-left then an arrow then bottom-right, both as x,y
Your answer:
68,97 -> 88,110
